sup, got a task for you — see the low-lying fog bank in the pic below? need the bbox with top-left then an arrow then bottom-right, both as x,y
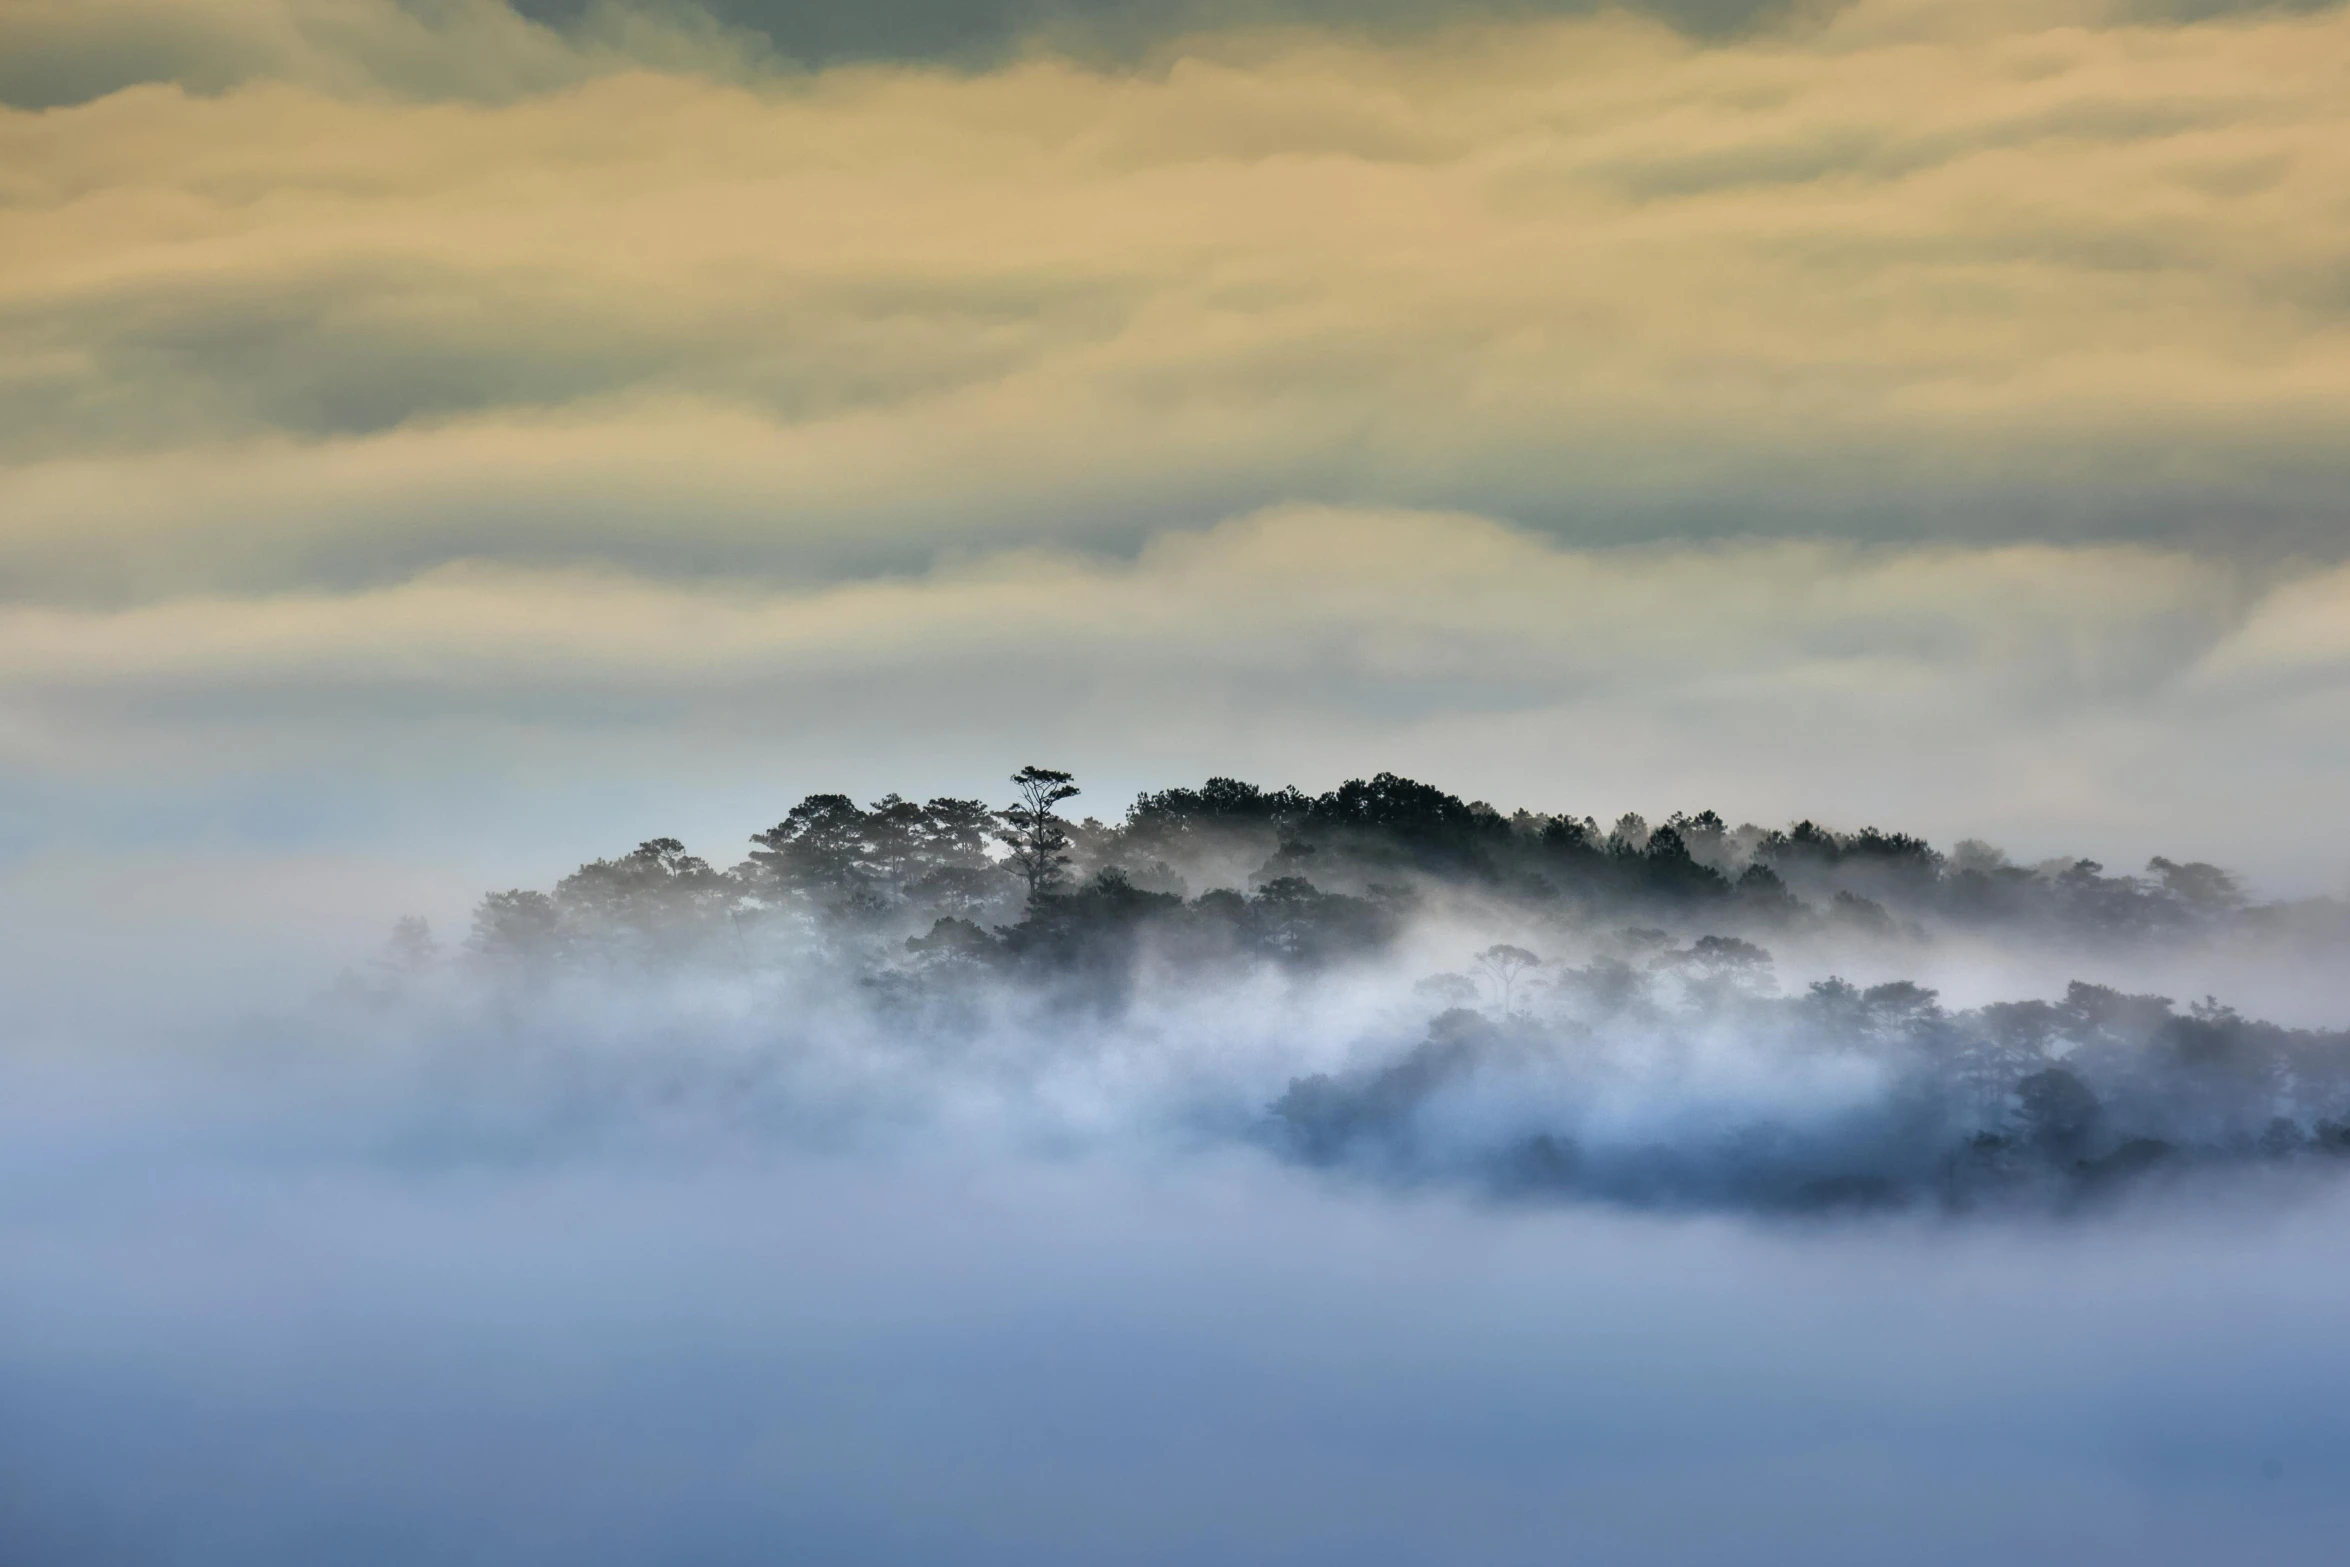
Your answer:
6,766 -> 2349,1563
250,768 -> 2350,1215
3,1132 -> 2347,1566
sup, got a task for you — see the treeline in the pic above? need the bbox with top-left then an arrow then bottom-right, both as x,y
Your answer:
462,765 -> 2284,975
1274,968 -> 2350,1212
401,765 -> 2350,1212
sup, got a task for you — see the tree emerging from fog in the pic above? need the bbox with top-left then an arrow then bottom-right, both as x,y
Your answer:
383,768 -> 2350,1215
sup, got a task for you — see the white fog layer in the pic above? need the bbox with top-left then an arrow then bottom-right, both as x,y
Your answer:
6,766 -> 2350,1560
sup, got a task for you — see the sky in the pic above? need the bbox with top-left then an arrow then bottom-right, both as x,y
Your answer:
9,12 -> 2350,1560
5,0 -> 2350,947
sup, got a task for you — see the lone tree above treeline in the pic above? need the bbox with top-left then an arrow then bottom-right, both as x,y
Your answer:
997,766 -> 1080,901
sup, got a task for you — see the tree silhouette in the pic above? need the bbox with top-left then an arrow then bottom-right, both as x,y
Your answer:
1475,943 -> 1543,1016
407,762 -> 2350,1211
998,766 -> 1080,901
747,795 -> 878,915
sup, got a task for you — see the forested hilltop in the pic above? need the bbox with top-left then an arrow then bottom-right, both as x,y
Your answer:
385,767 -> 2350,1214
472,767 -> 2297,970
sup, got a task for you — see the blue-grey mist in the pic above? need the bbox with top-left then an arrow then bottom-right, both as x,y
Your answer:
4,935 -> 2349,1566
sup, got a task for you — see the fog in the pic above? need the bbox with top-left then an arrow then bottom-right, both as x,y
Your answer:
5,769 -> 2350,1562
8,1105 -> 2350,1564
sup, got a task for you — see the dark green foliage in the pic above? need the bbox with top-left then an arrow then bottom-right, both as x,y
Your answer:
549,838 -> 729,964
998,766 -> 1080,901
1539,814 -> 1600,857
1001,868 -> 1184,1004
744,792 -> 1008,925
441,765 -> 2350,1213
469,768 -> 2314,972
1247,876 -> 1399,967
1272,1009 -> 1495,1166
1252,958 -> 2350,1211
2149,856 -> 2245,913
1128,777 -> 1311,835
1309,772 -> 1502,838
749,796 -> 877,907
1637,825 -> 1729,902
905,916 -> 999,966
2017,1066 -> 2102,1156
422,761 -> 2350,1212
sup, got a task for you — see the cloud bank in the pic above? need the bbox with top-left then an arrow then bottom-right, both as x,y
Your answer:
4,0 -> 2346,894
9,1134 -> 2350,1566
10,507 -> 2350,896
8,748 -> 2350,1559
4,0 -> 2348,599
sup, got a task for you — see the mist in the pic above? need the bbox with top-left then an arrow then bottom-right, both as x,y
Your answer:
8,1103 -> 2350,1564
6,766 -> 2350,1562
292,767 -> 2350,1214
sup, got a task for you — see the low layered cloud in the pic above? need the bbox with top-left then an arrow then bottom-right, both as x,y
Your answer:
0,507 -> 2256,706
0,0 -> 759,108
2,0 -> 2347,605
6,507 -> 2346,888
4,1 -> 2347,890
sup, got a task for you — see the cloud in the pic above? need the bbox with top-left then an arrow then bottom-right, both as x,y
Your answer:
0,504 -> 2247,704
2191,561 -> 2350,691
0,0 -> 2021,107
14,1 -> 2340,109
1,1 -> 2347,608
11,1135 -> 2350,1565
4,0 -> 2346,887
10,505 -> 2347,889
0,0 -> 760,109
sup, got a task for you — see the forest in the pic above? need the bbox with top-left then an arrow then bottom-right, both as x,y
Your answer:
371,766 -> 2350,1214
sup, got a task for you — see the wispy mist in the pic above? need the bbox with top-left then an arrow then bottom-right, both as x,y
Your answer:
50,767 -> 2345,1210
8,1110 -> 2350,1564
7,766 -> 2350,1562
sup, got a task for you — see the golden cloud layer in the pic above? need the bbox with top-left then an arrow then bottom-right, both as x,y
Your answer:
1,0 -> 2346,601
0,506 -> 2252,693
5,2 -> 2349,882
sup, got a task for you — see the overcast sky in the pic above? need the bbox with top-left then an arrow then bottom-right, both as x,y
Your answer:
6,0 -> 2350,944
